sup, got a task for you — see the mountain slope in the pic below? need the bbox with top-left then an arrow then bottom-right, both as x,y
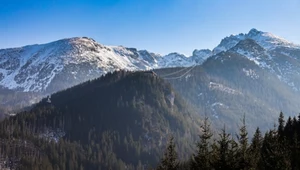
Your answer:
151,29 -> 300,134
0,71 -> 200,169
155,49 -> 300,134
215,31 -> 300,92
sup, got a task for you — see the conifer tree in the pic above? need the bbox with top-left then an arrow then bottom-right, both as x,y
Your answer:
228,136 -> 239,169
190,116 -> 213,170
290,132 -> 300,170
211,126 -> 232,170
236,115 -> 250,170
261,129 -> 290,170
157,136 -> 179,170
249,127 -> 263,169
284,116 -> 293,141
278,112 -> 285,140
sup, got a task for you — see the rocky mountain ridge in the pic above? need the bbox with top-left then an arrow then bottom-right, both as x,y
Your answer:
0,28 -> 299,94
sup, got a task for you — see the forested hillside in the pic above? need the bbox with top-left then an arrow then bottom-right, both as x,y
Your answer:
1,70 -> 300,169
0,71 -> 201,169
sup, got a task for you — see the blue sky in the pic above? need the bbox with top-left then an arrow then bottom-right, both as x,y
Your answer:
1,0 -> 300,55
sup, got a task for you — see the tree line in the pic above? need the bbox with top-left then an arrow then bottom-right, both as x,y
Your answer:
158,112 -> 300,170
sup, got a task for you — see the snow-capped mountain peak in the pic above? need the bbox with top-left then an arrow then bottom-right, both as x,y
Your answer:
212,30 -> 300,92
213,28 -> 300,55
1,29 -> 300,94
247,28 -> 261,37
0,37 -> 156,92
157,52 -> 193,67
190,49 -> 212,63
247,29 -> 300,50
0,37 -> 203,93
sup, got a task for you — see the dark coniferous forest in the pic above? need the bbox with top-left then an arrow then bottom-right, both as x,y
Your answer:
0,71 -> 200,169
0,71 -> 299,170
158,112 -> 300,170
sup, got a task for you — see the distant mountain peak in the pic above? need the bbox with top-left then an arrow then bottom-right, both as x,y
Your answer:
213,28 -> 300,55
192,49 -> 211,56
190,49 -> 212,63
248,28 -> 262,37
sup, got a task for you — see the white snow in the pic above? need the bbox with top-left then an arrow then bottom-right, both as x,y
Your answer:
235,48 -> 271,69
0,37 -> 206,92
39,128 -> 65,143
242,68 -> 259,79
209,82 -> 241,95
210,102 -> 229,119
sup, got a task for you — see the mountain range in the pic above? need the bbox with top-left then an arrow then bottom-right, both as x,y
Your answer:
0,37 -> 208,94
0,28 -> 300,169
0,28 -> 299,95
1,28 -> 300,130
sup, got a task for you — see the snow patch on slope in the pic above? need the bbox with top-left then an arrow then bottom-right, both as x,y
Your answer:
209,82 -> 241,95
211,102 -> 229,119
242,68 -> 259,79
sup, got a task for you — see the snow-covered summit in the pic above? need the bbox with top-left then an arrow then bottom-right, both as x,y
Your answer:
190,49 -> 212,63
0,37 -> 201,93
212,30 -> 300,92
213,28 -> 300,54
157,52 -> 193,67
0,37 -> 155,92
247,28 -> 300,50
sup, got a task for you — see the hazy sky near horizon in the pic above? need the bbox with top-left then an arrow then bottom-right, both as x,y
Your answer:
1,0 -> 300,55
